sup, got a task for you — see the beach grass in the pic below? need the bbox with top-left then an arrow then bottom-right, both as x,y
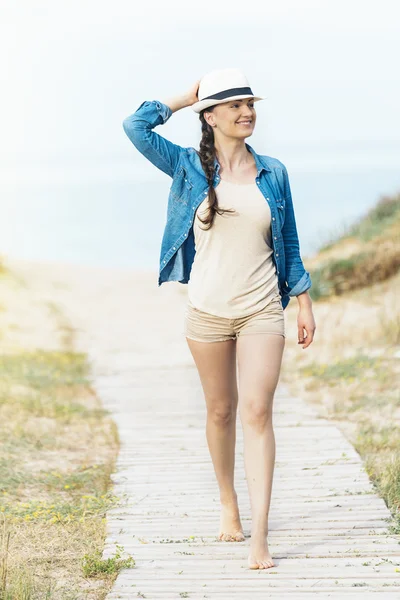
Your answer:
0,341 -> 133,597
281,189 -> 400,539
308,193 -> 400,300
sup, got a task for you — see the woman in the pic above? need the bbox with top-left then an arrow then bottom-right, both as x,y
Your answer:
122,67 -> 316,570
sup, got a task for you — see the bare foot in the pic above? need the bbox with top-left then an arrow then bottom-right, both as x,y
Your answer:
217,497 -> 245,542
248,534 -> 275,569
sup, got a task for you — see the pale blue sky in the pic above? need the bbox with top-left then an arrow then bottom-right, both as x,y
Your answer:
1,0 -> 400,184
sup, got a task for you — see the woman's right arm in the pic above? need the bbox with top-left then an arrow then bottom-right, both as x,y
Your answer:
122,82 -> 200,178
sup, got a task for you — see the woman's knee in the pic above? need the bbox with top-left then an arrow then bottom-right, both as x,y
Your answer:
240,397 -> 273,430
206,398 -> 237,426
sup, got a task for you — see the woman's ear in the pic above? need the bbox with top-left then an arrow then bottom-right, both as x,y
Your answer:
204,111 -> 216,129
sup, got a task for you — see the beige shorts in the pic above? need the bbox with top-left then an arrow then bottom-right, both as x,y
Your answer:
183,294 -> 285,343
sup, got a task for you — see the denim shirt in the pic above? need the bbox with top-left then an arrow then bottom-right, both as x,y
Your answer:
122,100 -> 312,310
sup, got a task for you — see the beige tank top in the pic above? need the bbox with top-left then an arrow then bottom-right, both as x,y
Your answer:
187,179 -> 280,318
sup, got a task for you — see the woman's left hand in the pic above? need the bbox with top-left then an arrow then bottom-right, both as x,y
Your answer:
297,306 -> 316,349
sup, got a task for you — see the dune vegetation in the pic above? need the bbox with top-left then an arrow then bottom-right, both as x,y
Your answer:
0,265 -> 133,600
281,190 -> 400,535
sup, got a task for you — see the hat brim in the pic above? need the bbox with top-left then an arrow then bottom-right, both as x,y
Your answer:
191,95 -> 266,114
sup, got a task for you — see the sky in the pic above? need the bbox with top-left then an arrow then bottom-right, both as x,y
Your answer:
1,0 -> 400,187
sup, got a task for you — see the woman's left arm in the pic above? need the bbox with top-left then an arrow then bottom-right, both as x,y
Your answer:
281,165 -> 316,349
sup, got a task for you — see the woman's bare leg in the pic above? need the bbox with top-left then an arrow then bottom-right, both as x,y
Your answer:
185,337 -> 244,541
236,333 -> 285,569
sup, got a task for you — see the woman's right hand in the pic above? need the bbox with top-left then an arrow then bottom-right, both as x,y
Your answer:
162,79 -> 201,113
184,79 -> 201,107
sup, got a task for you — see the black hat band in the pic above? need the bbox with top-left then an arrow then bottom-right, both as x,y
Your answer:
202,86 -> 254,101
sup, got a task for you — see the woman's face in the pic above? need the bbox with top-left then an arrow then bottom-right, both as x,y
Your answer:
204,98 -> 256,139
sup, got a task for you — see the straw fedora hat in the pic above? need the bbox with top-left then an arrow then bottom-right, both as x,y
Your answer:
191,67 -> 265,113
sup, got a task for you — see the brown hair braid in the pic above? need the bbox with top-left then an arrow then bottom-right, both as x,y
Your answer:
195,107 -> 235,230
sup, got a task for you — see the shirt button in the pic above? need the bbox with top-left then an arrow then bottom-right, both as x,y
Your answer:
163,260 -> 166,263
267,197 -> 269,200
272,217 -> 275,221
276,253 -> 279,257
274,236 -> 277,240
173,247 -> 176,250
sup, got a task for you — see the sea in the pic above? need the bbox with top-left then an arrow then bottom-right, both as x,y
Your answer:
1,168 -> 399,270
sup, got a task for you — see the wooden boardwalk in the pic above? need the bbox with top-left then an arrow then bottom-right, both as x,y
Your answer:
97,370 -> 400,599
8,260 -> 400,599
